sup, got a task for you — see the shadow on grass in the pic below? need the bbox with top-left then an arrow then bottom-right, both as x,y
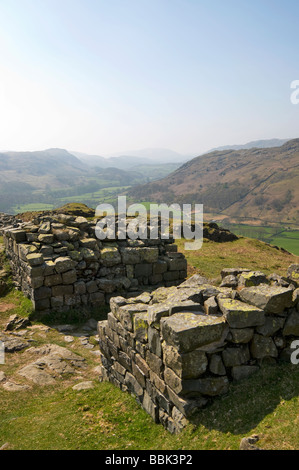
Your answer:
29,304 -> 110,327
189,361 -> 299,435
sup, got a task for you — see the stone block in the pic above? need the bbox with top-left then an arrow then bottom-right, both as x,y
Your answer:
228,328 -> 254,343
153,260 -> 168,275
37,233 -> 54,244
256,316 -> 285,337
115,303 -> 147,332
222,345 -> 250,367
238,271 -> 268,287
161,312 -> 227,353
139,247 -> 159,263
121,247 -> 141,265
125,372 -> 144,401
27,253 -> 44,267
250,334 -> 278,359
33,286 -> 51,300
52,285 -> 73,297
135,263 -> 153,278
163,342 -> 208,379
148,326 -> 162,357
209,354 -> 226,376
100,246 -> 121,266
44,273 -> 63,287
218,298 -> 265,328
283,309 -> 299,336
142,391 -> 158,423
147,303 -> 170,326
146,350 -> 163,376
54,257 -> 75,274
239,284 -> 294,314
74,280 -> 86,295
133,312 -> 148,343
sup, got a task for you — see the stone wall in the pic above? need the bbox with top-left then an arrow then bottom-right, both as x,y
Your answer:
2,213 -> 187,314
97,268 -> 299,433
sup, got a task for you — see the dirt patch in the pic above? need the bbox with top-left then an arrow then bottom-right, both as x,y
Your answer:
0,303 -> 16,313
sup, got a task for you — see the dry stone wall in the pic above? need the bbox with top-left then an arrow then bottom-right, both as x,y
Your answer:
97,268 -> 299,433
2,214 -> 187,314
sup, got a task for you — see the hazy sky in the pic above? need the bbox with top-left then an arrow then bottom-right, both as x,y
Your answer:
0,0 -> 298,156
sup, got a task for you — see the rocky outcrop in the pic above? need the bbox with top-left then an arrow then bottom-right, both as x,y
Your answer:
202,223 -> 238,243
97,267 -> 299,433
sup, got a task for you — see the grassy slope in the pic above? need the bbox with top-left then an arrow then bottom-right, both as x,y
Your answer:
176,236 -> 299,283
128,139 -> 299,226
0,236 -> 299,450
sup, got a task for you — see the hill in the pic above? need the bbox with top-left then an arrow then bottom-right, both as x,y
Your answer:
128,139 -> 299,226
209,138 -> 291,152
0,148 -> 179,214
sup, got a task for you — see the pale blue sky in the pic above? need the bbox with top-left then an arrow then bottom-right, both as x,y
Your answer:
0,0 -> 298,156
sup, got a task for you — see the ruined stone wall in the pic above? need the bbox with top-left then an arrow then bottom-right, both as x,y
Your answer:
97,268 -> 299,433
2,214 -> 187,314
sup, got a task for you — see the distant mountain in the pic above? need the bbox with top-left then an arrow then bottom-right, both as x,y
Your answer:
72,150 -> 184,177
127,139 -> 299,224
208,138 -> 291,153
71,151 -> 109,168
0,147 -> 183,213
106,148 -> 188,164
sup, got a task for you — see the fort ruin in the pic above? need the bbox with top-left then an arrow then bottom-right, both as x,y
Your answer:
1,212 -> 299,433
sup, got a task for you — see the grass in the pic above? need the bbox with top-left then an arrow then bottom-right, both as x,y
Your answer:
222,223 -> 299,256
176,236 -> 299,284
0,351 -> 298,450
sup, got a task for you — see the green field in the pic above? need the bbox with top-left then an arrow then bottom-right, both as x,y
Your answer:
223,223 -> 299,256
11,186 -> 131,215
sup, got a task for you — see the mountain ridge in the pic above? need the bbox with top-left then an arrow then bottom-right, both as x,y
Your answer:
127,138 -> 299,225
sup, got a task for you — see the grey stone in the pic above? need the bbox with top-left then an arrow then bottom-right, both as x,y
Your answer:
5,315 -> 31,332
204,296 -> 219,315
209,354 -> 226,376
250,334 -> 278,359
239,284 -> 294,314
287,264 -> 299,282
142,391 -> 158,422
256,316 -> 285,337
238,271 -> 268,287
2,381 -> 31,392
222,345 -> 250,367
163,342 -> 208,379
62,269 -> 77,285
147,303 -> 170,326
240,435 -> 262,451
26,253 -> 44,266
228,328 -> 254,344
283,309 -> 299,336
54,257 -> 75,274
218,298 -> 265,328
72,381 -> 94,391
161,312 -> 227,353
220,275 -> 238,288
148,327 -> 162,357
133,312 -> 148,343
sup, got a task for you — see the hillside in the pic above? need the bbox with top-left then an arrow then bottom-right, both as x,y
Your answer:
128,139 -> 299,226
0,148 -> 180,214
209,138 -> 291,152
